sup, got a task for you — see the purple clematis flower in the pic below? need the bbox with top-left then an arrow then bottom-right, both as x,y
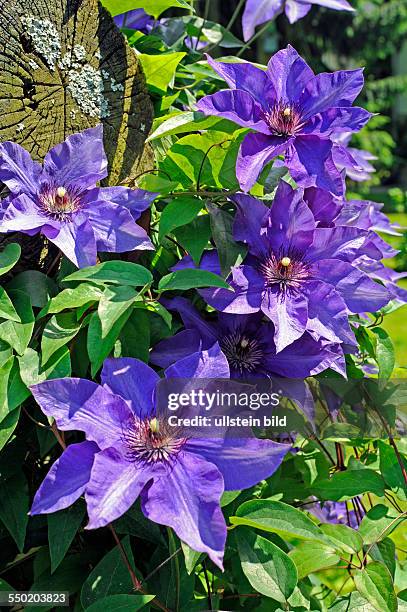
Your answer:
0,126 -> 155,268
114,8 -> 154,32
180,181 -> 390,352
309,499 -> 358,528
151,297 -> 343,378
29,349 -> 291,568
242,0 -> 354,41
114,8 -> 154,31
197,46 -> 371,194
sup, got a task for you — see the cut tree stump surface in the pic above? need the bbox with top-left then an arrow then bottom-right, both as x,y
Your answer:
0,0 -> 154,185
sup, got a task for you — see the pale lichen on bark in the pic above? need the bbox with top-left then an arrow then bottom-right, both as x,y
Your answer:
0,0 -> 154,185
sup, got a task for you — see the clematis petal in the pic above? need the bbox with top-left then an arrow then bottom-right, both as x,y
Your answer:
85,447 -> 161,529
261,288 -> 308,352
305,280 -> 355,345
30,378 -> 133,449
101,357 -> 159,418
200,265 -> 264,314
141,451 -> 227,569
82,187 -> 157,221
264,332 -> 339,377
30,441 -> 98,515
150,330 -> 203,368
287,136 -> 344,195
285,0 -> 312,23
0,141 -> 42,196
231,192 -> 270,258
186,438 -> 291,490
266,45 -> 314,102
43,125 -> 108,190
242,0 -> 284,41
172,251 -> 221,275
308,0 -> 354,11
205,55 -> 276,107
0,193 -> 58,233
165,343 -> 230,379
313,259 -> 389,313
83,200 -> 153,253
46,218 -> 97,268
299,69 -> 365,119
162,296 -> 218,346
303,107 -> 372,135
303,186 -> 341,225
196,89 -> 270,134
308,226 -> 381,262
267,180 -> 315,252
237,132 -> 293,192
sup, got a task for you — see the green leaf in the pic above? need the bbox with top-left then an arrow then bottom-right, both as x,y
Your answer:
115,309 -> 150,362
80,536 -> 138,608
230,499 -> 331,545
371,327 -> 395,380
0,243 -> 21,276
64,261 -> 153,287
85,594 -> 155,612
288,541 -> 340,579
147,111 -> 234,142
378,440 -> 407,500
87,309 -> 132,376
139,52 -> 186,93
41,312 -> 82,365
354,561 -> 397,612
160,131 -> 240,190
358,504 -> 406,545
0,409 -> 21,451
173,215 -> 211,265
0,290 -> 34,355
135,300 -> 172,328
39,283 -> 104,317
158,268 -> 229,292
320,523 -> 363,554
370,538 -> 396,578
206,202 -> 247,276
181,541 -> 203,575
158,196 -> 203,242
0,288 -> 20,322
48,501 -> 86,573
311,468 -> 386,501
101,0 -> 190,18
7,271 -> 58,308
0,472 -> 29,552
18,346 -> 71,387
0,357 -> 14,422
98,286 -> 139,337
237,528 -> 297,602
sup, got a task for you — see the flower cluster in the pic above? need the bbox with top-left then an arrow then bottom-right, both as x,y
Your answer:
2,34 -> 403,574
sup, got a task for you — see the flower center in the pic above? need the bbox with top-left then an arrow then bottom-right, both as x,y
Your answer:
264,101 -> 304,136
220,331 -> 263,375
259,252 -> 311,294
38,184 -> 81,220
123,417 -> 187,464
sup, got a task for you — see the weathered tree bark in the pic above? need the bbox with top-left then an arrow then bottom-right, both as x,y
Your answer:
0,0 -> 154,269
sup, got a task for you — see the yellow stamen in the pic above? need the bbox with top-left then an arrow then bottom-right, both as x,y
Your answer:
56,186 -> 67,198
283,107 -> 291,117
240,338 -> 249,349
280,257 -> 291,267
149,418 -> 159,433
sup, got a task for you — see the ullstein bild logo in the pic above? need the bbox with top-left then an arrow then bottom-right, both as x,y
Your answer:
166,413 -> 287,428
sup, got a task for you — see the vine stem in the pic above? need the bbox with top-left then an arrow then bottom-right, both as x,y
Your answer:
236,20 -> 272,57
